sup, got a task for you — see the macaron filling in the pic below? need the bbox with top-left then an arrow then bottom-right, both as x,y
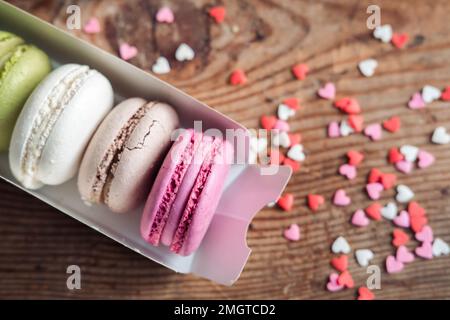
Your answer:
19,65 -> 94,187
0,44 -> 28,86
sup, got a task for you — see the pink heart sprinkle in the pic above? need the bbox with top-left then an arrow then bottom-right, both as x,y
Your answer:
415,241 -> 433,259
386,255 -> 404,273
83,17 -> 101,34
415,225 -> 433,243
318,82 -> 336,100
393,210 -> 410,228
328,121 -> 340,138
351,209 -> 370,227
333,189 -> 351,206
274,119 -> 290,132
366,182 -> 384,200
119,43 -> 138,60
284,224 -> 301,241
339,164 -> 357,180
326,272 -> 344,292
417,150 -> 435,169
396,245 -> 415,263
364,123 -> 382,141
395,160 -> 413,174
156,6 -> 174,23
408,92 -> 426,109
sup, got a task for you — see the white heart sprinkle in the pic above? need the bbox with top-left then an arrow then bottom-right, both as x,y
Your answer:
432,238 -> 450,257
272,131 -> 291,148
400,145 -> 419,163
152,56 -> 171,74
331,236 -> 351,254
358,59 -> 378,77
175,43 -> 195,61
422,85 -> 441,104
396,184 -> 414,203
256,137 -> 267,153
355,249 -> 374,267
381,202 -> 397,220
340,120 -> 354,136
373,24 -> 393,43
277,103 -> 296,121
431,127 -> 450,144
287,144 -> 305,162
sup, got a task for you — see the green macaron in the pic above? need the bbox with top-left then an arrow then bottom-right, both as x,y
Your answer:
0,31 -> 51,151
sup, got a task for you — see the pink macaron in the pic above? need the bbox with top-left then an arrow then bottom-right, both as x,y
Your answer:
140,129 -> 234,256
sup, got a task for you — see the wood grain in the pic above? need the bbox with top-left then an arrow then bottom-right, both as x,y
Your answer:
1,0 -> 450,299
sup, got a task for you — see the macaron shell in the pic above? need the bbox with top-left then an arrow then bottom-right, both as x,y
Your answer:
106,102 -> 179,213
0,31 -> 23,59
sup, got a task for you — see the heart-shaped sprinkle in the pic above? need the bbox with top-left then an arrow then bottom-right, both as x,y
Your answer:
340,120 -> 354,136
381,202 -> 397,220
318,82 -> 336,100
208,6 -> 226,23
368,168 -> 382,183
277,193 -> 294,211
328,121 -> 341,138
326,273 -> 344,292
366,183 -> 384,200
272,131 -> 290,148
396,245 -> 415,263
339,164 -> 357,180
392,228 -> 410,247
383,116 -> 401,133
255,136 -> 268,153
338,270 -> 354,288
230,69 -> 247,85
417,150 -> 435,169
156,6 -> 174,23
292,63 -> 309,80
364,123 -> 382,141
357,287 -> 375,300
388,147 -> 404,164
307,194 -> 325,211
400,145 -> 419,162
274,119 -> 290,132
415,241 -> 433,260
391,32 -> 409,49
331,255 -> 348,272
380,173 -> 397,190
283,97 -> 301,110
432,238 -> 450,257
431,126 -> 450,144
422,85 -> 441,104
358,59 -> 378,77
119,43 -> 138,60
333,189 -> 351,206
386,255 -> 404,273
441,86 -> 450,101
332,236 -> 351,254
355,249 -> 374,267
408,202 -> 428,233
351,209 -> 370,227
408,201 -> 426,218
348,114 -> 364,132
283,158 -> 301,172
335,97 -> 361,114
288,133 -> 301,146
347,150 -> 364,166
277,103 -> 295,120
269,149 -> 285,165
415,225 -> 433,243
287,144 -> 305,162
283,224 -> 301,241
396,184 -> 414,203
175,43 -> 195,61
408,92 -> 426,109
260,115 -> 277,130
373,24 -> 393,43
393,210 -> 410,228
365,202 -> 382,221
395,160 -> 413,174
152,56 -> 171,74
83,17 -> 101,34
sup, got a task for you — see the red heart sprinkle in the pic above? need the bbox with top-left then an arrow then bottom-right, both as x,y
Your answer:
283,97 -> 301,110
307,194 -> 325,211
383,116 -> 401,133
348,114 -> 364,132
269,149 -> 285,165
347,150 -> 364,166
380,173 -> 397,189
277,193 -> 294,211
260,115 -> 277,130
331,255 -> 348,272
441,86 -> 450,101
283,158 -> 301,172
408,201 -> 426,217
410,214 -> 428,233
230,69 -> 247,85
288,133 -> 302,146
338,270 -> 354,288
334,97 -> 361,114
365,202 -> 382,221
388,147 -> 404,164
368,168 -> 382,183
357,287 -> 375,300
291,63 -> 309,80
392,228 -> 410,247
392,32 -> 409,49
208,6 -> 226,23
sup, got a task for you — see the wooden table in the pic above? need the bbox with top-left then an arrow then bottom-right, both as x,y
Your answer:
1,0 -> 449,299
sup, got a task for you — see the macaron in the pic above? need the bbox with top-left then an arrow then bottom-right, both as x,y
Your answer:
140,129 -> 234,256
9,63 -> 114,189
78,97 -> 180,213
0,31 -> 51,151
